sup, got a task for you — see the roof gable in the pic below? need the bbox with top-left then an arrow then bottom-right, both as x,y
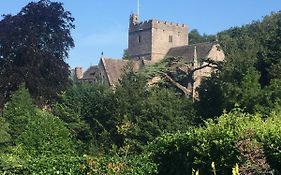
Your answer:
82,65 -> 99,80
101,58 -> 143,86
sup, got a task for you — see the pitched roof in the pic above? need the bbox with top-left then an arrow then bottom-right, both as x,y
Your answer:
82,65 -> 99,80
166,42 -> 214,62
101,58 -> 143,86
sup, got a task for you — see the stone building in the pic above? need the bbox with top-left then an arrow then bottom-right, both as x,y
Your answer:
128,14 -> 188,63
166,42 -> 225,98
74,14 -> 225,96
75,57 -> 144,87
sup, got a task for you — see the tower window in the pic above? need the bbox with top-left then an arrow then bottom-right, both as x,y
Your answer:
169,35 -> 173,43
138,35 -> 141,43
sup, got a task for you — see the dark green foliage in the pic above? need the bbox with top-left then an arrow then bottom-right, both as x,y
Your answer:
3,84 -> 35,141
189,29 -> 216,45
114,71 -> 196,152
197,11 -> 281,118
196,74 -> 224,120
0,0 -> 74,107
2,3 -> 281,174
122,49 -> 130,60
257,12 -> 281,86
0,117 -> 10,146
53,83 -> 117,153
55,71 -> 196,154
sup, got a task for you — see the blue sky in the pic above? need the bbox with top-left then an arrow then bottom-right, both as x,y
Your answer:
1,0 -> 281,69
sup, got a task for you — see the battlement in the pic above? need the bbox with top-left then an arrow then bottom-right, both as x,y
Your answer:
152,20 -> 187,28
130,18 -> 188,33
129,19 -> 153,32
152,19 -> 188,33
128,14 -> 189,62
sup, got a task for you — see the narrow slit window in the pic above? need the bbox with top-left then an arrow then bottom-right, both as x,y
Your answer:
138,35 -> 141,43
169,35 -> 173,43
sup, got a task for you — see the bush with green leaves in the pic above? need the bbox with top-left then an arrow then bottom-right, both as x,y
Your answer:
0,109 -> 79,174
0,152 -> 157,175
0,153 -> 82,175
147,109 -> 280,174
114,71 -> 196,153
17,110 -> 75,157
3,84 -> 35,141
53,83 -> 117,153
0,116 -> 10,147
82,154 -> 157,175
55,73 -> 196,154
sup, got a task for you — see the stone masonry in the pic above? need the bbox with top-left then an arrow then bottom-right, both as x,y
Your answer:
128,14 -> 188,63
74,13 -> 225,98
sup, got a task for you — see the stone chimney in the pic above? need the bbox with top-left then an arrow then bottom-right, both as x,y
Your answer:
74,67 -> 83,80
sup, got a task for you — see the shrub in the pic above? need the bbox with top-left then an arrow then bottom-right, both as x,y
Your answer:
147,109 -> 280,174
0,153 -> 157,175
82,154 -> 157,175
17,110 -> 75,157
0,116 -> 10,146
53,83 -> 116,153
3,84 -> 35,141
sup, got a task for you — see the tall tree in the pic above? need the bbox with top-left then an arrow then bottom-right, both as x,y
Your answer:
53,83 -> 117,153
197,11 -> 281,118
189,29 -> 216,44
257,12 -> 281,86
3,84 -> 35,141
0,0 -> 75,107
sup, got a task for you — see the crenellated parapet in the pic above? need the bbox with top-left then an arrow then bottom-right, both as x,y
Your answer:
128,14 -> 189,62
151,20 -> 188,32
129,15 -> 188,33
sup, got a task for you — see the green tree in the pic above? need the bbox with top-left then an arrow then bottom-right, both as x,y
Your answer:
53,83 -> 117,153
0,0 -> 75,107
3,84 -> 35,141
197,12 -> 281,118
17,110 -> 74,157
114,71 -> 196,152
0,117 -> 10,147
196,74 -> 224,120
257,12 -> 281,86
122,49 -> 130,60
189,29 -> 216,44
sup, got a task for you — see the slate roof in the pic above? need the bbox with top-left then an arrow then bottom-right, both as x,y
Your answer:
82,65 -> 99,80
166,42 -> 214,62
101,58 -> 143,86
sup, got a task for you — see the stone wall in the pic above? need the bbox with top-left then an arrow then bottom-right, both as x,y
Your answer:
74,67 -> 83,80
128,14 -> 188,62
151,20 -> 188,62
128,21 -> 153,60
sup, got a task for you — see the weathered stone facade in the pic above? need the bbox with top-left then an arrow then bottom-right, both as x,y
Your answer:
128,14 -> 188,63
74,14 -> 225,98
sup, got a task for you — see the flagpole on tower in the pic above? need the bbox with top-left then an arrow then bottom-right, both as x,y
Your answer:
137,0 -> 140,16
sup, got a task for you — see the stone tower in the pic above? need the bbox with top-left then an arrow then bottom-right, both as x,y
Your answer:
128,14 -> 188,63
